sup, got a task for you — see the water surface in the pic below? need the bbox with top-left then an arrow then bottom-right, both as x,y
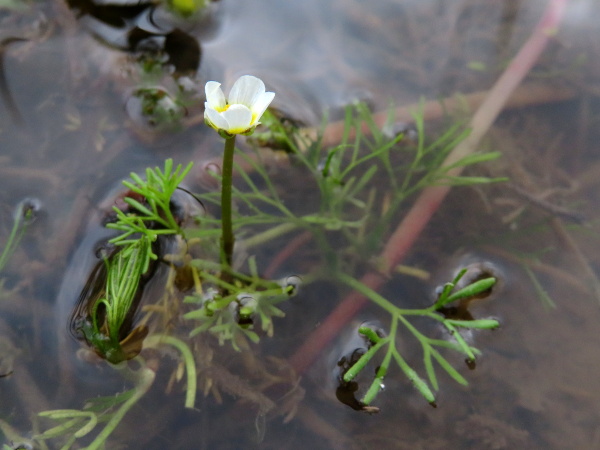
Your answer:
1,0 -> 599,448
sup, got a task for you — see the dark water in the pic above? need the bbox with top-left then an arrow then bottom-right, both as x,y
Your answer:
1,0 -> 599,448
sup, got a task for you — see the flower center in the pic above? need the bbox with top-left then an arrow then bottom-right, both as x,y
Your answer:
216,103 -> 230,113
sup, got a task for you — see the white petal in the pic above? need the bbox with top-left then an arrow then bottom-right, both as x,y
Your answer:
249,91 -> 275,124
205,81 -> 226,110
205,107 -> 229,131
221,104 -> 252,133
228,75 -> 265,108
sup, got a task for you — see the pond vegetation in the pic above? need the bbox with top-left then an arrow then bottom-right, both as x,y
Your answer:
1,0 -> 599,448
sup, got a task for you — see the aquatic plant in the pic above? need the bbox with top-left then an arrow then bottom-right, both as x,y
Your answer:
186,100 -> 503,409
337,270 -> 498,410
33,91 -> 503,447
0,0 -> 584,446
71,160 -> 193,364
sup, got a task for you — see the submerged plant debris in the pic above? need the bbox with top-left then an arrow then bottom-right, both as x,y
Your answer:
0,0 -> 599,449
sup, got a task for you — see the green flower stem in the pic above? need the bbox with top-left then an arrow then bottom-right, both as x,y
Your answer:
221,136 -> 236,269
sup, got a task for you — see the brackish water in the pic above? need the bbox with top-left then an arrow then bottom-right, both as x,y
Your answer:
1,0 -> 599,448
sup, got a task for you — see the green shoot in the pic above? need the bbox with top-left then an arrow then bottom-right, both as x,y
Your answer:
107,159 -> 193,247
34,338 -> 197,448
0,199 -> 39,275
77,159 -> 193,364
433,269 -> 496,308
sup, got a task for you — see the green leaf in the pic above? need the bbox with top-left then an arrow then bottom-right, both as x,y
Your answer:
431,350 -> 468,386
392,351 -> 435,404
74,414 -> 98,438
423,348 -> 438,391
358,326 -> 383,345
123,197 -> 155,218
442,151 -> 502,172
321,147 -> 342,178
445,277 -> 496,304
343,338 -> 388,383
445,319 -> 500,329
444,323 -> 476,361
362,365 -> 387,405
436,176 -> 508,186
36,418 -> 81,439
242,328 -> 260,344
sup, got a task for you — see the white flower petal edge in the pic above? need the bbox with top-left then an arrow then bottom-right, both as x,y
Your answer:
250,91 -> 275,122
205,107 -> 229,131
205,81 -> 226,111
221,105 -> 253,134
229,75 -> 265,107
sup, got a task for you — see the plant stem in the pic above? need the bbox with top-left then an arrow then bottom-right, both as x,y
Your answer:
0,201 -> 32,272
243,222 -> 299,249
221,136 -> 236,269
145,335 -> 197,409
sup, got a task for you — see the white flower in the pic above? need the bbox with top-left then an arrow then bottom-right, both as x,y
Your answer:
204,75 -> 275,136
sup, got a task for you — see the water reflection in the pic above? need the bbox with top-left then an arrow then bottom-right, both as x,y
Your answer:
67,0 -> 202,75
65,0 -> 214,133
